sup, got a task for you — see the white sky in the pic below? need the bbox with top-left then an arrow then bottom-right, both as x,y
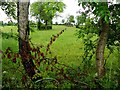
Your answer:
0,0 -> 80,23
0,8 -> 9,22
53,0 -> 80,24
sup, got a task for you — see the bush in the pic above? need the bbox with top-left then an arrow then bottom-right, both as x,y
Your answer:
76,25 -> 79,28
40,25 -> 52,30
47,25 -> 52,30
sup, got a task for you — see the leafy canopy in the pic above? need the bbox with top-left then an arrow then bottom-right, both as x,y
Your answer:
30,2 -> 66,23
0,1 -> 16,20
77,1 -> 120,46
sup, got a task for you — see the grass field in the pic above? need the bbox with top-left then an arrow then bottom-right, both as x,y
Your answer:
1,25 -> 84,67
1,25 -> 120,88
0,25 -> 119,69
1,25 -> 118,66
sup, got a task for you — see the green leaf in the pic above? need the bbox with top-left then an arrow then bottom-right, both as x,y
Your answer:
105,15 -> 109,23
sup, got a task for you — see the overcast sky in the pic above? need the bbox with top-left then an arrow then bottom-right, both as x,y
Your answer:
0,0 -> 80,23
53,0 -> 80,24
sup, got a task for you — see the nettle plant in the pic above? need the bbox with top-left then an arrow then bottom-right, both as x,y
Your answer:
2,29 -> 88,88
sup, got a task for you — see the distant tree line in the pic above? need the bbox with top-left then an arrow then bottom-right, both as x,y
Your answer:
0,21 -> 17,26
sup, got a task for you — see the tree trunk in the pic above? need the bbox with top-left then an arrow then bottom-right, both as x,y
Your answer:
45,20 -> 48,30
37,18 -> 41,30
17,0 -> 37,79
96,18 -> 109,78
50,18 -> 52,29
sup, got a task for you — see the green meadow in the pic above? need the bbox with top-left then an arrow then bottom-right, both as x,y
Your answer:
1,25 -> 119,88
1,25 -> 84,67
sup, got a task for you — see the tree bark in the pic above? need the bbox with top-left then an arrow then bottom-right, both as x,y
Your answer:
37,18 -> 41,30
45,20 -> 48,30
50,18 -> 52,29
96,18 -> 109,78
17,0 -> 37,79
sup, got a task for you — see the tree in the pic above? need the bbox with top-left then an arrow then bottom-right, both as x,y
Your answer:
0,0 -> 39,79
67,15 -> 75,26
78,1 -> 120,78
30,2 -> 44,30
0,1 -> 16,20
17,0 -> 38,79
76,13 -> 86,27
30,2 -> 66,30
62,19 -> 65,24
